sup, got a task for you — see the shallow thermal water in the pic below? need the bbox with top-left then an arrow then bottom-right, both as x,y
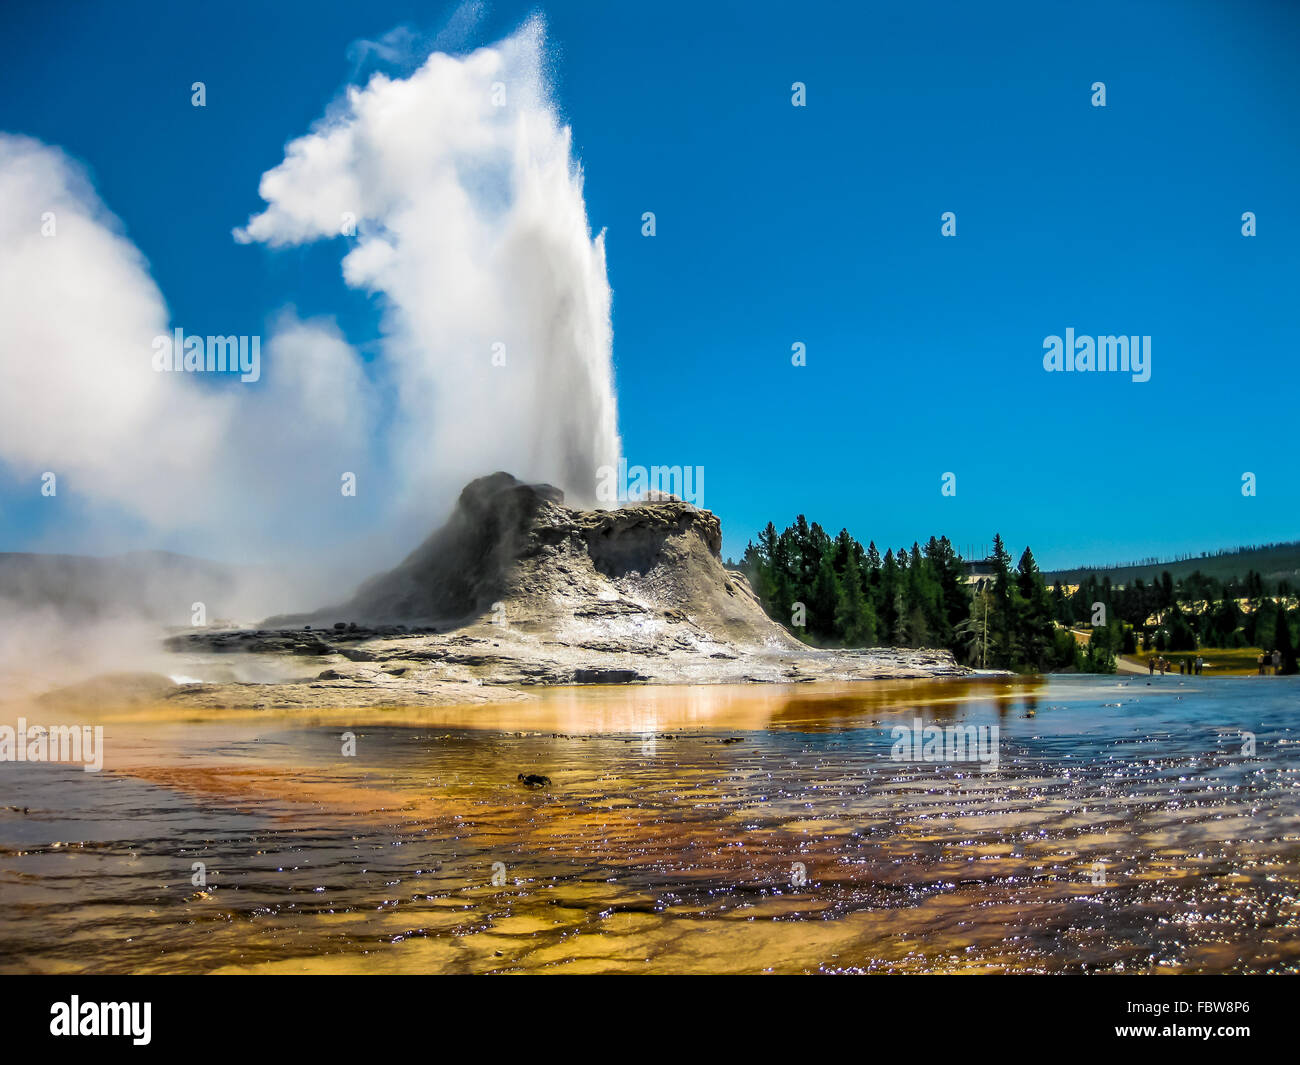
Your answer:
0,675 -> 1297,974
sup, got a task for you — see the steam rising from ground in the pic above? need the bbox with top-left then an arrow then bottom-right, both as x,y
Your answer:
0,135 -> 233,529
0,17 -> 622,689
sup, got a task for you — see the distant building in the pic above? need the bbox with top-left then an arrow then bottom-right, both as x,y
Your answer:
963,556 -> 997,593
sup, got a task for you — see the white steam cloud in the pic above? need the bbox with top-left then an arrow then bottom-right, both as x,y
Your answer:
0,18 -> 623,691
0,133 -> 234,529
235,15 -> 621,504
0,134 -> 377,557
0,16 -> 621,575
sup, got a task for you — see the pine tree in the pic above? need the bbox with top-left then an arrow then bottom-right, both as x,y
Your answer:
907,605 -> 930,647
988,534 -> 1016,668
741,539 -> 767,600
1016,546 -> 1054,670
1275,601 -> 1297,674
891,589 -> 910,644
1253,602 -> 1276,652
835,552 -> 878,646
864,540 -> 882,620
924,535 -> 966,645
956,588 -> 992,668
865,541 -> 881,572
832,528 -> 857,579
1051,580 -> 1069,624
771,527 -> 799,623
880,549 -> 900,638
809,553 -> 842,641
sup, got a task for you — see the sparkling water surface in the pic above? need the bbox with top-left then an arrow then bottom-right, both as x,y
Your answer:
1,675 -> 1296,973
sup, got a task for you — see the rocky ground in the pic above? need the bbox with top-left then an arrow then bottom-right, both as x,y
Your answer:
41,473 -> 975,711
156,625 -> 968,710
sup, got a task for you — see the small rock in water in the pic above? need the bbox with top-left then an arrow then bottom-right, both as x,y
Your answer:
517,773 -> 552,788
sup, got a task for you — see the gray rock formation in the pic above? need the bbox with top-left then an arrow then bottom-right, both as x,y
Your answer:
160,473 -> 971,708
288,471 -> 798,646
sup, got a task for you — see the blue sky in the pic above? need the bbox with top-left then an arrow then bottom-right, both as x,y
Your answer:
1,0 -> 1298,570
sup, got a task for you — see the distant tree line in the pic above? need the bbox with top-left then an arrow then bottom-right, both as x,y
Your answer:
1047,540 -> 1300,590
1056,539 -> 1300,573
732,520 -> 1114,673
1052,569 -> 1298,672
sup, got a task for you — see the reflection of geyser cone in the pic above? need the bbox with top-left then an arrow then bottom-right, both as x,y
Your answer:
297,472 -> 801,649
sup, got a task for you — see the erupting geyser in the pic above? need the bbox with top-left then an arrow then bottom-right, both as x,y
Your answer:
235,16 -> 622,504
